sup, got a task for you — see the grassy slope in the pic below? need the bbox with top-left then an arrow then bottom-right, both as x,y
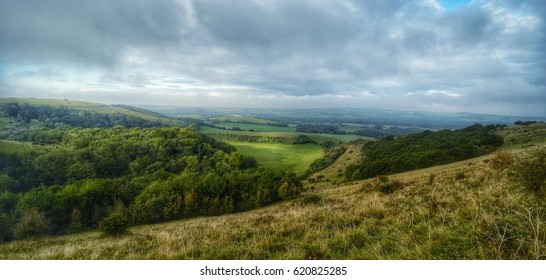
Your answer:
1,124 -> 545,260
0,98 -> 175,125
305,143 -> 365,186
0,140 -> 55,154
228,142 -> 324,175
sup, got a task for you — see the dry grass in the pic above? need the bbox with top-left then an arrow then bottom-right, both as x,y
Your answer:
1,131 -> 545,260
305,143 -> 364,188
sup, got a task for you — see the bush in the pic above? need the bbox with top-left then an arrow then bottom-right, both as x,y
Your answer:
378,181 -> 403,194
0,213 -> 14,242
455,172 -> 466,180
99,211 -> 129,236
14,208 -> 50,239
489,151 -> 515,171
300,194 -> 322,205
278,181 -> 301,200
512,147 -> 546,193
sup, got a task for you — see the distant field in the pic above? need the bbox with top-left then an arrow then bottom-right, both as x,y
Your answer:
217,122 -> 295,133
200,126 -> 371,144
208,116 -> 282,125
228,141 -> 324,175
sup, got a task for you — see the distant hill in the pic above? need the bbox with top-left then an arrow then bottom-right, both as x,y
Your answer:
0,98 -> 178,126
141,106 -> 546,130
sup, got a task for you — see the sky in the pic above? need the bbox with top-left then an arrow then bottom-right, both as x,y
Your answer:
0,0 -> 545,117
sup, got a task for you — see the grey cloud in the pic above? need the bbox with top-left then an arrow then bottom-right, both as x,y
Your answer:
0,0 -> 185,67
0,0 -> 544,116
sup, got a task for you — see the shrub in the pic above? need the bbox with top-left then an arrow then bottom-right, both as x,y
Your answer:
99,211 -> 129,236
0,213 -> 14,242
455,172 -> 466,180
300,194 -> 322,205
14,208 -> 50,239
512,147 -> 546,193
377,175 -> 389,184
378,180 -> 403,194
489,151 -> 515,171
428,174 -> 436,185
278,181 -> 301,200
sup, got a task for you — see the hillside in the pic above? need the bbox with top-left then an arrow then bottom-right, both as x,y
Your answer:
0,127 -> 302,242
1,123 -> 544,259
0,98 -> 179,126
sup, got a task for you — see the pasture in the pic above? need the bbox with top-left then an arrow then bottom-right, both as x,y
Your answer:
217,123 -> 295,133
200,126 -> 371,144
227,141 -> 324,175
207,116 -> 282,125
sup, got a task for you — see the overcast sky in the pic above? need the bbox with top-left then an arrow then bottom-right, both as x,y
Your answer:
0,0 -> 545,117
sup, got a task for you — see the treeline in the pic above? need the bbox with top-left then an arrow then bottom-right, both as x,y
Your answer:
514,121 -> 542,126
0,127 -> 301,241
209,119 -> 289,127
205,133 -> 314,145
0,102 -> 165,129
352,126 -> 425,138
345,124 -> 504,180
296,124 -> 347,135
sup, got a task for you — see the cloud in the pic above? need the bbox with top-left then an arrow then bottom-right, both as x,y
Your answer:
0,0 -> 185,68
0,0 -> 544,117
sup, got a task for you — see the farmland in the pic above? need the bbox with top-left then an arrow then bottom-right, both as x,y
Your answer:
228,142 -> 324,175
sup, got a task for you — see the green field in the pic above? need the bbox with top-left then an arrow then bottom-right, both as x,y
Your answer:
200,125 -> 370,175
219,123 -> 295,132
208,116 -> 282,125
228,141 -> 324,175
0,140 -> 54,154
200,126 -> 371,144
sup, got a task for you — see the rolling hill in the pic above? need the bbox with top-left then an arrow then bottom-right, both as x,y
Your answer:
0,98 -> 178,126
1,123 -> 544,259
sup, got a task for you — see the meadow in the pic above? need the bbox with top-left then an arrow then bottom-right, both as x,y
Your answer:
227,141 -> 324,175
199,123 -> 368,175
199,126 -> 371,144
218,122 -> 296,133
207,116 -> 283,125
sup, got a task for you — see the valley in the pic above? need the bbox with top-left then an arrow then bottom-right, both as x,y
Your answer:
0,98 -> 545,260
